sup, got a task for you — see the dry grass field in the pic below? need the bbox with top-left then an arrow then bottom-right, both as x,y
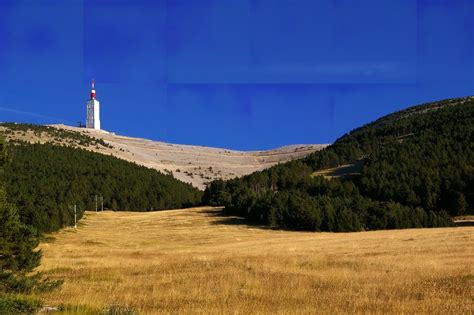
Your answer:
37,207 -> 473,314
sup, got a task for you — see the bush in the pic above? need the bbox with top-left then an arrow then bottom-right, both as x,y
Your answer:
0,294 -> 42,315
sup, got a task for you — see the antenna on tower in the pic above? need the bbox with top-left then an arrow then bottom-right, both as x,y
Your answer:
90,79 -> 96,100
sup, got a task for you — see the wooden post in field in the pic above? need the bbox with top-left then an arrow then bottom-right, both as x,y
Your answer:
74,204 -> 77,229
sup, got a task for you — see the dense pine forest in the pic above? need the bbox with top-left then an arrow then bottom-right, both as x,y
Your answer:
204,97 -> 474,231
4,141 -> 202,233
0,137 -> 61,313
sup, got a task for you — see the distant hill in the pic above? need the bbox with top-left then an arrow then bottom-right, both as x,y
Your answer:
0,123 -> 326,190
204,96 -> 474,231
0,123 -> 324,232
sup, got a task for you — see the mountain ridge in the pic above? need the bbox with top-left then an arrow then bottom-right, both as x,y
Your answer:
0,123 -> 326,189
203,96 -> 473,231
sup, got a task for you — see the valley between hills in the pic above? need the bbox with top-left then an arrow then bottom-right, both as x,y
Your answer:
0,96 -> 472,314
0,124 -> 326,190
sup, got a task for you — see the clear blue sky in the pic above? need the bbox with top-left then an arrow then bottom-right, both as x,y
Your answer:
0,0 -> 473,150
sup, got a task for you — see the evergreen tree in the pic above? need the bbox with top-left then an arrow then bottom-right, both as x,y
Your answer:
4,142 -> 202,232
203,97 -> 471,232
0,138 -> 41,279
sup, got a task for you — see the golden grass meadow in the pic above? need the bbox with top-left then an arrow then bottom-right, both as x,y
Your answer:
37,207 -> 473,314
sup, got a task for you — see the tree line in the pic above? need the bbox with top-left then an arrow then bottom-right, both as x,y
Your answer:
5,142 -> 202,232
204,97 -> 474,231
0,137 -> 61,313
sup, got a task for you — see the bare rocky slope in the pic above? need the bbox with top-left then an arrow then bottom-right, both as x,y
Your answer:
1,124 -> 326,189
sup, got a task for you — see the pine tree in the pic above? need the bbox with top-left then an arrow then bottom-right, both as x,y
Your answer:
0,137 -> 42,293
0,189 -> 41,275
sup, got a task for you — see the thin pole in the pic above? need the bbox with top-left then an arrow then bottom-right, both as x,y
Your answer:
95,195 -> 98,212
74,204 -> 77,229
101,197 -> 103,211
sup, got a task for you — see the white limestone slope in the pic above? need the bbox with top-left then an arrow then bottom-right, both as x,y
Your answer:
16,124 -> 328,190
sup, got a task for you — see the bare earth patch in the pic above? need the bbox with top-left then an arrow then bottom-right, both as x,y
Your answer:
37,208 -> 473,314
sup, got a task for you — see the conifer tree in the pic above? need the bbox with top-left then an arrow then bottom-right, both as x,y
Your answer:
0,137 -> 41,292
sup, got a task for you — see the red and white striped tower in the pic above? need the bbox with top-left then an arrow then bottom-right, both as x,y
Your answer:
86,79 -> 101,130
90,79 -> 96,99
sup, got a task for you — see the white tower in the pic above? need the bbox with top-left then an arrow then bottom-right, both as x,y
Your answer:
86,79 -> 101,130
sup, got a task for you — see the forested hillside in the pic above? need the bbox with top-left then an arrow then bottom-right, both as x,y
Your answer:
0,137 -> 59,314
0,123 -> 324,190
204,97 -> 474,231
5,142 -> 202,232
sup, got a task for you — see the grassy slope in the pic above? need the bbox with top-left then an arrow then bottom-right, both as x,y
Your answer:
37,208 -> 473,314
311,160 -> 364,179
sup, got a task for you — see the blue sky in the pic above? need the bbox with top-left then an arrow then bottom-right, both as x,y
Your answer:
0,0 -> 473,150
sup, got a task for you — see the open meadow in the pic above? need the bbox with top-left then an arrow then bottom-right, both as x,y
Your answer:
38,207 -> 473,314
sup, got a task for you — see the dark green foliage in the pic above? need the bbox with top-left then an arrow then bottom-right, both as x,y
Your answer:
5,143 -> 202,233
0,190 -> 41,275
0,294 -> 42,315
202,180 -> 231,206
0,137 -> 60,313
0,139 -> 41,277
204,97 -> 473,231
358,100 -> 473,215
0,272 -> 62,295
